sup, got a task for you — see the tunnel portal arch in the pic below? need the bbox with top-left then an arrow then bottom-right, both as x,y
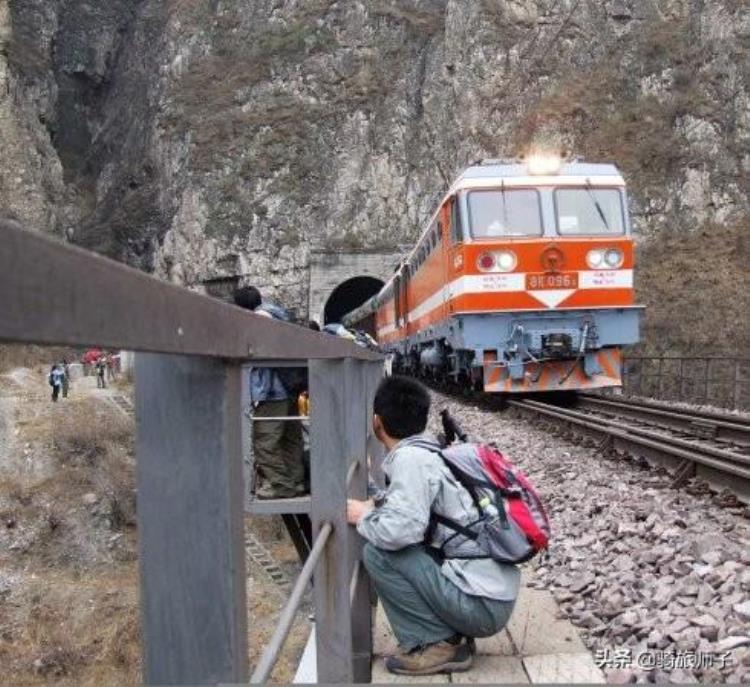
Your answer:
323,276 -> 384,325
308,251 -> 402,326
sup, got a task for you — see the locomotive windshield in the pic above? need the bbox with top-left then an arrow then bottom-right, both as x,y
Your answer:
467,189 -> 543,238
554,188 -> 625,235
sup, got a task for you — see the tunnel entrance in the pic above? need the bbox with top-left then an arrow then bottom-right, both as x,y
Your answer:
323,276 -> 384,325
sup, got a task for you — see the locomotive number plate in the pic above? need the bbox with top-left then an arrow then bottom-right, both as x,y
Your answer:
526,272 -> 578,290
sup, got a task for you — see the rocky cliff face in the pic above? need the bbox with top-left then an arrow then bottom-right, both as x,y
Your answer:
1,0 -> 748,352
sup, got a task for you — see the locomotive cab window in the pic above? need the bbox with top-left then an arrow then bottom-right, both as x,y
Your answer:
554,188 -> 625,235
467,189 -> 543,238
450,198 -> 463,243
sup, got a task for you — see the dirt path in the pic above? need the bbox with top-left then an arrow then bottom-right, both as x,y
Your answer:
0,364 -> 309,684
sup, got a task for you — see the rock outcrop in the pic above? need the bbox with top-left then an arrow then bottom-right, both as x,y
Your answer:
1,0 -> 748,346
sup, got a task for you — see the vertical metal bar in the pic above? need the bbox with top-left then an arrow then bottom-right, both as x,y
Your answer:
704,359 -> 711,405
657,357 -> 664,400
241,364 -> 254,509
637,359 -> 643,396
679,359 -> 685,401
349,360 -> 374,683
366,361 -> 386,488
735,360 -> 743,410
309,359 -> 355,683
135,353 -> 248,685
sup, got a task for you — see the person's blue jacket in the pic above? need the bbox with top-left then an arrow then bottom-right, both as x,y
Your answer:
250,302 -> 290,403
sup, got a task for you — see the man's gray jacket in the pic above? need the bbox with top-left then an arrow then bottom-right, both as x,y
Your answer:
357,434 -> 520,601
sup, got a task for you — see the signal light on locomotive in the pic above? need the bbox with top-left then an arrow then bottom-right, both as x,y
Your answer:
587,248 -> 623,269
477,251 -> 517,273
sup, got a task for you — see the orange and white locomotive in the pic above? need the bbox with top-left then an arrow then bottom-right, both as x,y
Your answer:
343,157 -> 644,393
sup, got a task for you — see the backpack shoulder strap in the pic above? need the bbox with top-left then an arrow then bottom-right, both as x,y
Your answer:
410,440 -> 494,494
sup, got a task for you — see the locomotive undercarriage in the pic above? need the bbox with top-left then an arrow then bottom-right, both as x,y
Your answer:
389,307 -> 640,393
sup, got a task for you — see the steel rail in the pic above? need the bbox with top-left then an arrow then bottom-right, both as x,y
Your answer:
509,400 -> 750,482
250,521 -> 333,684
579,395 -> 750,445
522,399 -> 750,467
0,220 -> 381,361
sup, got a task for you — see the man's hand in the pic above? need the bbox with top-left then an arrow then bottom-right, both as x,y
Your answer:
347,498 -> 374,526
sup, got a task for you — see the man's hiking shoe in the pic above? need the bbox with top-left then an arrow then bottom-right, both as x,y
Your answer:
384,640 -> 473,676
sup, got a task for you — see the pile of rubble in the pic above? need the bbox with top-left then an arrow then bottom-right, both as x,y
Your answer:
432,393 -> 750,684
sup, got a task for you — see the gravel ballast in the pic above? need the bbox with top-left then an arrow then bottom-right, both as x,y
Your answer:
429,391 -> 750,684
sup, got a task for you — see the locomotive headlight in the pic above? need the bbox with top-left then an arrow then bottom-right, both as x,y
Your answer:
497,251 -> 517,272
604,248 -> 624,268
477,251 -> 517,273
586,249 -> 604,268
526,153 -> 563,175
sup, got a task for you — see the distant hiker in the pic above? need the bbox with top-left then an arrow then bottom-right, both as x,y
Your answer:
106,354 -> 117,381
347,377 -> 518,676
234,286 -> 307,499
49,364 -> 64,402
61,360 -> 70,399
95,357 -> 107,389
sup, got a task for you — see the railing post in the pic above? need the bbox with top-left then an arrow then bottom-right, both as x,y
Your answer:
135,354 -> 248,685
309,358 -> 363,682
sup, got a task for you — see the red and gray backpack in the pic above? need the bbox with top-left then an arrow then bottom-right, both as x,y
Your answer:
415,410 -> 551,565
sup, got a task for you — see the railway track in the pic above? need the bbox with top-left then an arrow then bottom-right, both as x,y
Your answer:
575,394 -> 750,446
508,395 -> 750,505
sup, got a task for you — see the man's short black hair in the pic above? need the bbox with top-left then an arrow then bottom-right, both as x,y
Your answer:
234,285 -> 262,311
373,375 -> 430,439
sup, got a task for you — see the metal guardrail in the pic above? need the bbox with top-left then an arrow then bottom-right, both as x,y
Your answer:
622,356 -> 750,411
0,220 -> 383,684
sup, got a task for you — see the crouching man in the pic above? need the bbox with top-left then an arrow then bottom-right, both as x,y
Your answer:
346,376 -> 519,676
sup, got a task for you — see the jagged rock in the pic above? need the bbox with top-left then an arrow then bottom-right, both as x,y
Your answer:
696,583 -> 715,605
699,624 -> 719,642
716,636 -> 750,651
666,618 -> 691,639
646,629 -> 664,647
669,668 -> 697,683
688,614 -> 720,641
673,627 -> 701,650
691,613 -> 719,628
607,668 -> 636,683
569,573 -> 596,593
733,601 -> 750,623
82,493 -> 98,506
701,550 -> 724,566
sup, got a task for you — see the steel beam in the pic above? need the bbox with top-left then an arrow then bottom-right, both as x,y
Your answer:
0,220 -> 380,361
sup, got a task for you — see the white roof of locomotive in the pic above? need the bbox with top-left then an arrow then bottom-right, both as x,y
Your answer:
452,161 -> 625,191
